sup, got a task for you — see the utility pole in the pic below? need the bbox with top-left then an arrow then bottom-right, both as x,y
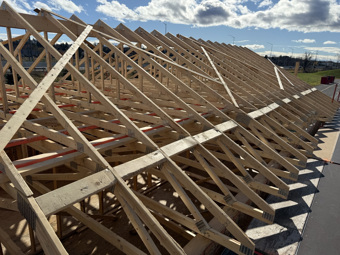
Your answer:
163,22 -> 167,35
314,50 -> 318,71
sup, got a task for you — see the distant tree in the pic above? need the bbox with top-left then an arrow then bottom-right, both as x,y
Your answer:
302,52 -> 313,73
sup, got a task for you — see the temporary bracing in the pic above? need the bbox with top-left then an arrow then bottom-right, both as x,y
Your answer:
0,1 -> 338,254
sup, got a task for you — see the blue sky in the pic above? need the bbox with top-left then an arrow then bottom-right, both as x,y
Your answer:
1,0 -> 340,61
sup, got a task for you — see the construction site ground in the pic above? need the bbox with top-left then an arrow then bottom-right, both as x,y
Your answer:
246,80 -> 340,255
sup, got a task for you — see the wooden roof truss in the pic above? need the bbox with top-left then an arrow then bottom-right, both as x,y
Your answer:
0,1 -> 338,254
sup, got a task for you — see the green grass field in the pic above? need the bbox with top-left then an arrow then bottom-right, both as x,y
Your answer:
296,69 -> 340,86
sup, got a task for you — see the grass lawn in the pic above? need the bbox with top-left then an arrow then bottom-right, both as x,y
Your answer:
296,69 -> 340,86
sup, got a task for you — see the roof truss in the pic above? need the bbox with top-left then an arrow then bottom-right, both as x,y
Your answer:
0,1 -> 338,254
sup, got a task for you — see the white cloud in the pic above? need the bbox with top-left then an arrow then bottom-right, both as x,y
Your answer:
96,0 -> 238,26
256,50 -> 339,61
34,1 -> 52,11
237,5 -> 251,15
292,39 -> 316,43
237,40 -> 249,43
54,40 -> 72,45
86,39 -> 99,45
95,0 -> 340,33
323,40 -> 337,45
243,44 -> 265,50
258,0 -> 272,8
48,0 -> 83,13
1,0 -> 31,13
0,32 -> 21,40
303,46 -> 340,55
96,0 -> 137,22
20,0 -> 30,9
1,0 -> 83,14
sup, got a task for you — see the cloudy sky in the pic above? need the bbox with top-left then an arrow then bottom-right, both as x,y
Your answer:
1,0 -> 340,61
